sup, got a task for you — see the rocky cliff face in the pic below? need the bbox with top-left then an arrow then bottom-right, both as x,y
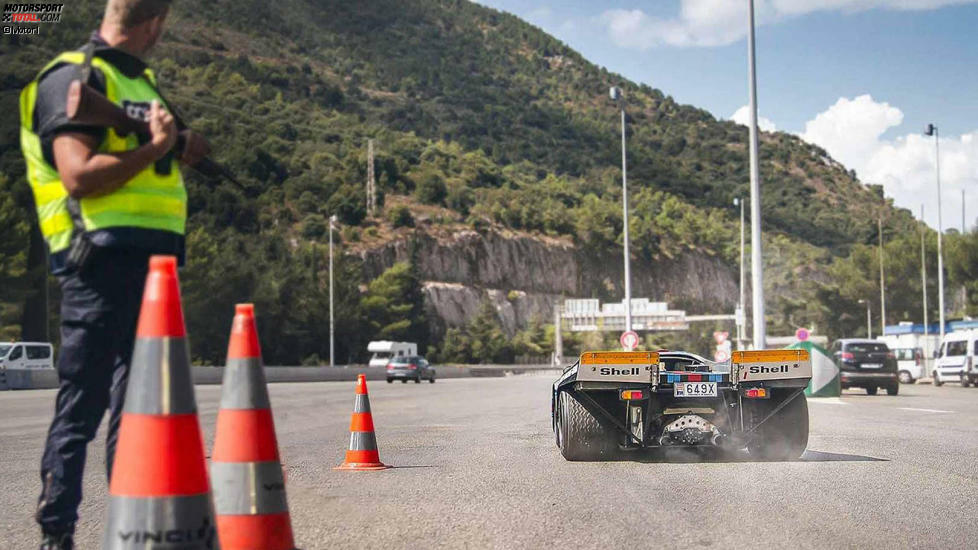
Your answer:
358,228 -> 739,336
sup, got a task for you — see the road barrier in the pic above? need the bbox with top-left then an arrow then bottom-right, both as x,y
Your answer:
0,364 -> 559,391
1,368 -> 58,390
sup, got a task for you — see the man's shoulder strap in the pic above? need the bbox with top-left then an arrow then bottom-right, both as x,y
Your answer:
35,45 -> 111,84
77,42 -> 95,85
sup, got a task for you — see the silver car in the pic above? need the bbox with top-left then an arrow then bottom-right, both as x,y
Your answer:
386,356 -> 436,384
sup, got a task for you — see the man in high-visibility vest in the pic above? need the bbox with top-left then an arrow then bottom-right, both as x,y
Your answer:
19,1 -> 206,547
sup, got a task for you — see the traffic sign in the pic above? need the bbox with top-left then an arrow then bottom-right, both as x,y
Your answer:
713,331 -> 731,362
620,330 -> 640,351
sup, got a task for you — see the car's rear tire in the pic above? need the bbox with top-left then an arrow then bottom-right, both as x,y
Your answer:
429,373 -> 436,383
866,386 -> 878,395
401,379 -> 407,384
885,384 -> 899,395
747,390 -> 809,461
414,376 -> 421,383
386,378 -> 393,384
898,371 -> 914,384
934,372 -> 944,386
557,391 -> 617,461
962,377 -> 972,388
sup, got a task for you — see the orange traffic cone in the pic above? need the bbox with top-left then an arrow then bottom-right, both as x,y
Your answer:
103,255 -> 218,549
334,374 -> 389,471
211,304 -> 295,550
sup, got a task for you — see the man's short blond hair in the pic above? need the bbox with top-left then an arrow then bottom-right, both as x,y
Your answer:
104,0 -> 172,28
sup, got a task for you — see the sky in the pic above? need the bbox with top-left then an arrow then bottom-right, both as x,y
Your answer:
472,0 -> 978,230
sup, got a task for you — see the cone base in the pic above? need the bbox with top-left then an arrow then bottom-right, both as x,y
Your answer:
333,462 -> 389,471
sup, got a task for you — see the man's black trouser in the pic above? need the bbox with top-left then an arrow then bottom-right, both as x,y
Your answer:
36,249 -> 151,533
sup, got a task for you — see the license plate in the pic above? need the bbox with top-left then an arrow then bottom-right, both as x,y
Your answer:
862,363 -> 882,369
674,382 -> 717,397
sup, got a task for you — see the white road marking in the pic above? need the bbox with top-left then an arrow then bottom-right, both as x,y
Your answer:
898,407 -> 953,414
807,398 -> 849,405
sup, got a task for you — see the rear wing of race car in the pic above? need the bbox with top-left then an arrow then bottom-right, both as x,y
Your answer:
732,349 -> 811,382
574,351 -> 660,383
564,349 -> 811,386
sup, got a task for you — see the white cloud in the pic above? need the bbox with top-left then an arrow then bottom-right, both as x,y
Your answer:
601,0 -> 978,49
798,95 -> 978,230
730,105 -> 777,132
800,95 -> 902,171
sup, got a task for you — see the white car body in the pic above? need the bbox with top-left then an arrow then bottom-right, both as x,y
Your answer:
934,330 -> 977,386
366,341 -> 418,368
0,342 -> 55,371
891,347 -> 924,383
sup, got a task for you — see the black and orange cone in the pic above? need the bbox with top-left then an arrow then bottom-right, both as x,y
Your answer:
334,374 -> 389,471
103,255 -> 218,549
211,304 -> 295,550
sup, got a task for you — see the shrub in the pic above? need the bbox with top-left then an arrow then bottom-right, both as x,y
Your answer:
388,206 -> 415,228
415,172 -> 447,204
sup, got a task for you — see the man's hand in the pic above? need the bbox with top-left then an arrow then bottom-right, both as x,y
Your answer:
177,130 -> 211,167
148,100 -> 177,159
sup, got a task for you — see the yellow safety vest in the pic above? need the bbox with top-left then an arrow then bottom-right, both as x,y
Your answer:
19,49 -> 187,264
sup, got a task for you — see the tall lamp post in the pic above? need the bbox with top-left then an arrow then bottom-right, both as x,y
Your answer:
747,0 -> 766,349
878,217 -> 886,336
329,214 -> 338,367
610,86 -> 633,333
859,299 -> 872,339
734,197 -> 746,348
921,204 -> 929,367
924,124 -> 945,343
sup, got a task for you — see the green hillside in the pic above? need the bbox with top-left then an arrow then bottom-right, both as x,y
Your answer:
0,0 -> 965,363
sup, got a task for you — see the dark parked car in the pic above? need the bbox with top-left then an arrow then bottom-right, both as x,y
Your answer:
830,339 -> 899,395
386,355 -> 436,384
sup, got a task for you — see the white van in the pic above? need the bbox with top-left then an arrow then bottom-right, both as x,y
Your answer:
0,342 -> 55,370
934,330 -> 977,387
367,341 -> 417,368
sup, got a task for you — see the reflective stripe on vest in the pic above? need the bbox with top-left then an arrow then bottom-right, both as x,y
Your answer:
19,50 -> 187,255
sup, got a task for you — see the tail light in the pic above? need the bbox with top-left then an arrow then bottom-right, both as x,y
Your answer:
620,390 -> 645,400
841,352 -> 854,361
409,364 -> 418,370
744,388 -> 768,399
886,352 -> 895,360
386,364 -> 394,370
915,351 -> 921,366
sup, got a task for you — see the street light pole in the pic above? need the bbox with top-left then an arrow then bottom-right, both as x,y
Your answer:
610,86 -> 632,333
925,124 -> 945,343
859,299 -> 872,339
734,197 -> 746,348
747,0 -> 766,349
878,217 -> 886,336
329,215 -> 337,367
921,204 -> 929,365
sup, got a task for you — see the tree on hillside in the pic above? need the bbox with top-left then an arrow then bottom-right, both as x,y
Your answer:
180,228 -> 365,365
433,300 -> 513,364
947,231 -> 978,317
361,262 -> 428,347
0,175 -> 30,340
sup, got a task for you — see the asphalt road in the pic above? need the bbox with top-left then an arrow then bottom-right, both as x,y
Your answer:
1,374 -> 977,549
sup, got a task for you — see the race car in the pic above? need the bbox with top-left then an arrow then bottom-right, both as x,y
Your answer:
552,349 -> 811,461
